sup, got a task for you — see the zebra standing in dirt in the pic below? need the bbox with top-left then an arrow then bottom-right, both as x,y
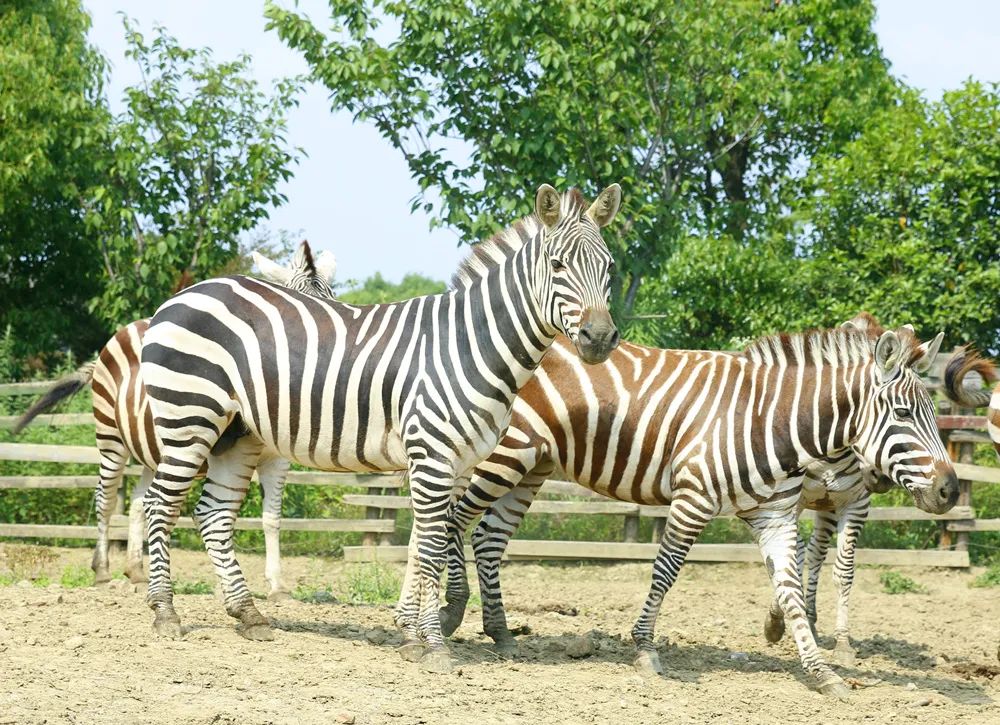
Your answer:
138,184 -> 622,670
440,323 -> 956,696
14,242 -> 337,604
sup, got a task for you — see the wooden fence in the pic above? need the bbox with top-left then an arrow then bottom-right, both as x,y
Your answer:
1,349 -> 998,568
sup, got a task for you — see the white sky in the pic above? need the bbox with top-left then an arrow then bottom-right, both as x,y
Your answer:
84,1 -> 1000,285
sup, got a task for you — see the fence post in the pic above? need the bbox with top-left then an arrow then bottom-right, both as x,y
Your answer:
651,517 -> 666,544
362,488 -> 381,548
623,512 -> 639,543
949,432 -> 977,553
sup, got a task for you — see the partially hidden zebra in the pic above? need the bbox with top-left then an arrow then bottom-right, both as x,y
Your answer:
13,242 -> 337,602
440,322 -> 957,697
137,184 -> 622,671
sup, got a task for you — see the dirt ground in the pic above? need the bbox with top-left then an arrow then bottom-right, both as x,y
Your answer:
0,546 -> 997,725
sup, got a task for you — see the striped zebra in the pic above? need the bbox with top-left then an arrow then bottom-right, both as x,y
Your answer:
138,184 -> 622,670
439,322 -> 956,697
14,242 -> 336,601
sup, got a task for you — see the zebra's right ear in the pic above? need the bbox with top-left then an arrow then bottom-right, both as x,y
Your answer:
875,330 -> 904,379
535,184 -> 562,229
313,250 -> 337,285
252,251 -> 292,286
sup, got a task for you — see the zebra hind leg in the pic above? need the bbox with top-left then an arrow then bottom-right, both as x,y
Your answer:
197,438 -> 274,641
831,499 -> 868,667
125,469 -> 153,584
91,437 -> 129,583
438,491 -> 471,638
257,455 -> 292,601
745,511 -> 849,700
631,494 -> 713,677
394,526 -> 427,662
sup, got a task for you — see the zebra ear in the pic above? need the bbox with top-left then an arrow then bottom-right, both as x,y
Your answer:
535,184 -> 562,229
874,330 -> 903,378
313,250 -> 337,285
586,184 -> 622,228
914,332 -> 945,374
252,251 -> 292,286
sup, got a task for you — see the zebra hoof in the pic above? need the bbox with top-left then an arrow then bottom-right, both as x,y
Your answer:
152,612 -> 183,640
397,639 -> 428,663
237,622 -> 275,642
832,641 -> 857,668
634,650 -> 664,677
816,674 -> 851,701
763,613 -> 785,643
125,567 -> 148,585
267,589 -> 293,603
438,606 -> 466,638
420,648 -> 454,674
93,569 -> 111,585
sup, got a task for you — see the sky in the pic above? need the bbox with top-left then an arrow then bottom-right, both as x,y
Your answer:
84,1 -> 1000,286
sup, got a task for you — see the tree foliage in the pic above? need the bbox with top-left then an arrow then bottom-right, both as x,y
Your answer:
339,272 -> 446,304
85,20 -> 303,328
0,1 -> 111,360
266,0 -> 894,318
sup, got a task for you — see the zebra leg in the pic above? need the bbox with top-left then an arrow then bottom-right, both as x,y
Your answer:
632,495 -> 713,677
394,524 -> 427,661
474,480 -> 544,654
804,512 -> 836,640
257,455 -> 292,601
91,437 -> 129,583
125,469 -> 153,584
764,515 -> 808,642
831,496 -> 869,667
744,511 -> 849,700
439,477 -> 472,637
196,437 -> 273,641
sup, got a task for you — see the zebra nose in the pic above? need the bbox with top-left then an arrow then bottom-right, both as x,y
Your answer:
577,309 -> 618,364
932,464 -> 959,510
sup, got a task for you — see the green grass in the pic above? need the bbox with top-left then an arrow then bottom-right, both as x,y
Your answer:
59,564 -> 95,588
970,561 -> 1000,588
340,562 -> 400,605
173,579 -> 213,595
291,583 -> 338,604
880,570 -> 928,594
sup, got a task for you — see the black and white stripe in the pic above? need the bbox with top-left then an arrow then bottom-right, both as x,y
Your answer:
138,184 -> 622,668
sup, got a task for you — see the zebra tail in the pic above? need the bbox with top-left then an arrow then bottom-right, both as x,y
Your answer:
12,361 -> 97,435
943,346 -> 998,409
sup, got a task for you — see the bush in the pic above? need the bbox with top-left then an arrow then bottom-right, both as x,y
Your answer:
880,570 -> 927,595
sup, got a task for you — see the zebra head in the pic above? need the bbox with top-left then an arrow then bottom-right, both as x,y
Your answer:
534,184 -> 621,364
252,240 -> 337,300
851,328 -> 957,514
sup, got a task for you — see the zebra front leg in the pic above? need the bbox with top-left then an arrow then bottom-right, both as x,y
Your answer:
473,481 -> 543,656
125,469 -> 153,584
143,471 -> 196,639
632,495 -> 713,677
199,440 -> 273,641
439,489 -> 472,638
830,496 -> 869,667
394,525 -> 427,661
91,440 -> 129,583
257,455 -> 292,601
764,515 -> 808,643
744,511 -> 849,700
803,512 -> 837,641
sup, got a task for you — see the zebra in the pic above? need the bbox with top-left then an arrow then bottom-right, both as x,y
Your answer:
137,184 -> 622,670
13,242 -> 337,602
438,322 -> 956,697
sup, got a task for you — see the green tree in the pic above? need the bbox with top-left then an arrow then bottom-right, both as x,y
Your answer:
266,0 -> 893,324
796,83 -> 1000,353
339,272 -> 446,304
0,1 -> 112,362
85,20 -> 303,328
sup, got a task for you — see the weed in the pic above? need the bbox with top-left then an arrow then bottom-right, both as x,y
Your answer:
2,544 -> 57,581
292,584 -> 337,604
173,579 -> 213,595
341,563 -> 400,605
60,564 -> 95,588
880,570 -> 927,595
970,562 -> 1000,588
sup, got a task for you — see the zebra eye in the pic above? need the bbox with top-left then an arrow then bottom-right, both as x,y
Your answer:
550,258 -> 565,271
894,407 -> 913,421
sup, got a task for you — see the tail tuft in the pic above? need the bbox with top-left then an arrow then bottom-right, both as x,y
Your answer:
943,346 -> 998,409
12,361 -> 96,434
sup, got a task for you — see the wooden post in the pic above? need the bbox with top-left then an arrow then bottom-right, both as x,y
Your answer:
950,433 -> 977,553
362,487 -> 381,548
623,513 -> 639,543
651,516 -> 666,544
380,473 -> 404,547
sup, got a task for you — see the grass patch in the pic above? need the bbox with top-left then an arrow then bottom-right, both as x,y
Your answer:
880,570 -> 927,595
341,563 -> 400,605
59,564 -> 95,588
173,579 -> 213,595
971,562 -> 1000,588
292,583 -> 337,604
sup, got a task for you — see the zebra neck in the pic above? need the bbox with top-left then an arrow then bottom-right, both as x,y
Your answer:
449,235 -> 555,393
758,358 -> 869,476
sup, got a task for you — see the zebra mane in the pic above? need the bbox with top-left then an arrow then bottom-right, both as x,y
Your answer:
743,326 -> 927,368
450,189 -> 588,289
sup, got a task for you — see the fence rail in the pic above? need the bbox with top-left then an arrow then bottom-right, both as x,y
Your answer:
1,348 -> 997,568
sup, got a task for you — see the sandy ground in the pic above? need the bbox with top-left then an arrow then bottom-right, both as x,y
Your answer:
0,546 -> 997,725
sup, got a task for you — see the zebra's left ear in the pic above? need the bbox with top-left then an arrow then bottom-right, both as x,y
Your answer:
252,251 -> 292,286
913,332 -> 945,374
586,184 -> 622,228
875,330 -> 904,379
